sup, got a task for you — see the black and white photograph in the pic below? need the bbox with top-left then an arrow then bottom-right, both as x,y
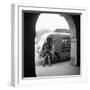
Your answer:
23,10 -> 80,77
0,0 -> 88,88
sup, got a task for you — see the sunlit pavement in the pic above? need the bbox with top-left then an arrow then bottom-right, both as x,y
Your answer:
35,61 -> 80,77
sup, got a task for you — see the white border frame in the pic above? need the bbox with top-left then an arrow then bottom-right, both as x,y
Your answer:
11,4 -> 87,87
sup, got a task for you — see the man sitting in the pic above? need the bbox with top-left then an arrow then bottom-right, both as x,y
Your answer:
40,41 -> 52,67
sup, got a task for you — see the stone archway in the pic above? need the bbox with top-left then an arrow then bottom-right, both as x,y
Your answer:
61,14 -> 77,66
24,12 -> 40,77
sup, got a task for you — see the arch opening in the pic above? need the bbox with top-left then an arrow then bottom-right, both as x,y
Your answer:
35,13 -> 71,45
36,13 -> 70,32
35,13 -> 79,76
35,13 -> 72,63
